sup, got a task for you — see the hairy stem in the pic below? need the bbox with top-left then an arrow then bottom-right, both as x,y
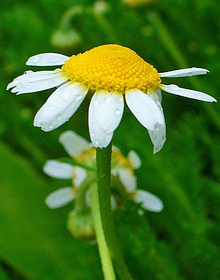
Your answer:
96,144 -> 133,280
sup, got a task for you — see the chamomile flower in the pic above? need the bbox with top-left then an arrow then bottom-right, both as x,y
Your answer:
44,130 -> 163,213
7,44 -> 216,153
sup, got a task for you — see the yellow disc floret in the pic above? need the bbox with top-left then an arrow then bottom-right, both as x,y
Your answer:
62,44 -> 161,93
111,150 -> 134,169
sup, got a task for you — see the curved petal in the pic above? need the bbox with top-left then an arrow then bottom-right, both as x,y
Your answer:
160,67 -> 209,78
72,166 -> 87,188
45,187 -> 74,209
125,89 -> 164,130
96,91 -> 124,134
43,160 -> 73,179
148,88 -> 162,109
112,146 -> 120,152
113,168 -> 137,193
160,84 -> 217,102
34,82 -> 88,131
128,150 -> 141,169
7,70 -> 68,95
147,89 -> 166,153
133,190 -> 164,212
89,91 -> 120,148
125,89 -> 166,153
26,53 -> 69,66
59,130 -> 91,157
148,124 -> 166,154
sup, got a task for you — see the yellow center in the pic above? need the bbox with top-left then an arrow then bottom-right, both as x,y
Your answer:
74,147 -> 134,172
112,150 -> 133,169
61,44 -> 161,93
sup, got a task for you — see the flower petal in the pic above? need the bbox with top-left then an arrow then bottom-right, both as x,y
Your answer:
89,90 -> 120,148
160,84 -> 217,102
147,89 -> 166,153
96,91 -> 124,134
34,82 -> 88,132
128,150 -> 141,169
72,166 -> 87,187
148,124 -> 166,154
45,187 -> 74,209
125,89 -> 166,153
26,53 -> 69,66
125,89 -> 165,130
160,67 -> 209,78
148,89 -> 162,110
7,70 -> 68,95
113,168 -> 137,193
59,130 -> 91,157
43,160 -> 73,179
133,190 -> 163,212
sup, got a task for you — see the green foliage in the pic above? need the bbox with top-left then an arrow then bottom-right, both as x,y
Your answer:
1,0 -> 220,279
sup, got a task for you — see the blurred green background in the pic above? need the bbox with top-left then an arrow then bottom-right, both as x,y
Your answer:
1,0 -> 220,279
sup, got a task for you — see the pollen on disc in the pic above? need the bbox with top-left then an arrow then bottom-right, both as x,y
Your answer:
61,44 -> 161,93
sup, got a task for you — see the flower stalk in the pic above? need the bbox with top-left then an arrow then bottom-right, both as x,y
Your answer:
96,144 -> 134,280
90,182 -> 116,280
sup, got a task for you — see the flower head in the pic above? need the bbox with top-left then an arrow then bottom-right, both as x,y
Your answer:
44,130 -> 163,239
44,130 -> 163,213
7,44 -> 216,153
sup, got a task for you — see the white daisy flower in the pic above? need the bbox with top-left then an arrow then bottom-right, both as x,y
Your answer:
7,45 -> 215,153
44,130 -> 163,212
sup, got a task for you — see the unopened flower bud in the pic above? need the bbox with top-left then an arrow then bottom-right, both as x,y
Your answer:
67,209 -> 95,240
51,29 -> 82,50
93,1 -> 109,14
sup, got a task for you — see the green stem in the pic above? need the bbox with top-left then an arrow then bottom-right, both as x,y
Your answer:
74,175 -> 96,212
90,183 -> 116,280
96,144 -> 133,280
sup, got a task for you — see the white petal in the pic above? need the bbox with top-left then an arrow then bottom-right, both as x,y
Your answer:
34,82 -> 88,131
59,130 -> 91,157
96,91 -> 124,134
160,67 -> 209,78
113,168 -> 137,193
156,89 -> 162,102
88,91 -> 124,148
43,160 -> 73,179
128,151 -> 141,169
133,190 -> 163,212
89,91 -> 117,148
112,146 -> 120,152
125,89 -> 165,130
72,166 -> 87,187
160,84 -> 217,102
125,89 -> 166,153
147,89 -> 166,153
26,53 -> 69,66
45,187 -> 74,209
148,123 -> 166,154
7,70 -> 68,94
148,88 -> 162,109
